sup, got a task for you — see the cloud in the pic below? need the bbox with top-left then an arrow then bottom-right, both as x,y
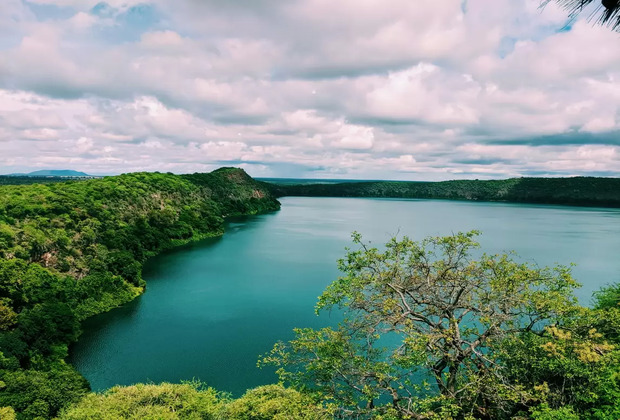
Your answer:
0,0 -> 619,179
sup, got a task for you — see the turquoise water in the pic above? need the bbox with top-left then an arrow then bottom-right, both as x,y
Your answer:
69,197 -> 620,395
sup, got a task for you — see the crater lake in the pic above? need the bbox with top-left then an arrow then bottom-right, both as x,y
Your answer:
69,197 -> 620,395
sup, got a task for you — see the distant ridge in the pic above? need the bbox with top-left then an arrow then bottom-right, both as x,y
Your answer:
270,176 -> 620,208
7,169 -> 91,177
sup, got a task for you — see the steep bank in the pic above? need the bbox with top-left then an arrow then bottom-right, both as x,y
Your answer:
0,168 -> 280,419
271,176 -> 620,208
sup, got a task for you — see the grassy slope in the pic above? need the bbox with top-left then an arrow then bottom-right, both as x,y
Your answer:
272,177 -> 620,207
0,168 -> 280,419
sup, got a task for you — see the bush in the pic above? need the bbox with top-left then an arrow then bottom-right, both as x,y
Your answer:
57,383 -> 220,420
224,385 -> 332,420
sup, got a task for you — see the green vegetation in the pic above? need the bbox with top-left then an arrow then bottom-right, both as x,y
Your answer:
57,383 -> 331,420
1,169 -> 618,419
0,177 -> 80,186
43,230 -> 619,419
272,177 -> 620,207
0,168 -> 280,419
263,232 -> 620,419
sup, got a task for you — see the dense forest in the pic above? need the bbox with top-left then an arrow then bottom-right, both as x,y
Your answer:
271,177 -> 620,207
0,170 -> 619,419
0,168 -> 280,419
0,177 -> 84,186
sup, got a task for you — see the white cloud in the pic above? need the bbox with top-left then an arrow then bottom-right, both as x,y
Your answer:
361,64 -> 480,126
1,0 -> 620,179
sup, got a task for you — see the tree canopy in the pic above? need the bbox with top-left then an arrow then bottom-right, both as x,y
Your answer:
56,383 -> 331,420
271,177 -> 620,208
263,232 -> 620,419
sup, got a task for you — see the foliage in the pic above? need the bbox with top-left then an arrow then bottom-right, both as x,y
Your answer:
0,364 -> 88,420
262,231 -> 620,419
550,0 -> 620,31
272,176 -> 620,208
223,384 -> 333,420
0,406 -> 16,420
0,177 -> 79,186
57,383 -> 330,420
0,168 -> 280,419
501,279 -> 620,420
501,323 -> 620,419
530,404 -> 580,420
56,382 -> 220,420
593,283 -> 620,310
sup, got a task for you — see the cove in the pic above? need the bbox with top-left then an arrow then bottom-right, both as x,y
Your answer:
69,197 -> 620,396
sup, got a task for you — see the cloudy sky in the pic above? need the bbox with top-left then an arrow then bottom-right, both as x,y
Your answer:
1,0 -> 619,179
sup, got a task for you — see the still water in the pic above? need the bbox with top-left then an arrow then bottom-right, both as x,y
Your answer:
69,197 -> 620,395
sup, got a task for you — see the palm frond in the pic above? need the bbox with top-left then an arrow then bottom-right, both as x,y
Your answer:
549,0 -> 620,30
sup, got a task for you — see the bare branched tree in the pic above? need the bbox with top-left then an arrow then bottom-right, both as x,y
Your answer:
549,0 -> 620,30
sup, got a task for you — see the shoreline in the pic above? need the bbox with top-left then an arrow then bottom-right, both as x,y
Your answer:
68,207 -> 281,390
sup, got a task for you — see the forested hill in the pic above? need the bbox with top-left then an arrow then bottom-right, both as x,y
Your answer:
271,176 -> 620,207
0,168 -> 280,419
0,176 -> 82,186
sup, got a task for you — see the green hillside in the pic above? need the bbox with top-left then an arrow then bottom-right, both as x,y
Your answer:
0,177 -> 79,186
273,177 -> 620,207
0,168 -> 280,419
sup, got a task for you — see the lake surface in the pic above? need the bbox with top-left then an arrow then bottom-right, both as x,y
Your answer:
69,197 -> 620,395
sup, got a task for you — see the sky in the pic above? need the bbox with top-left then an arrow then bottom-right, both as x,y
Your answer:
0,0 -> 619,180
